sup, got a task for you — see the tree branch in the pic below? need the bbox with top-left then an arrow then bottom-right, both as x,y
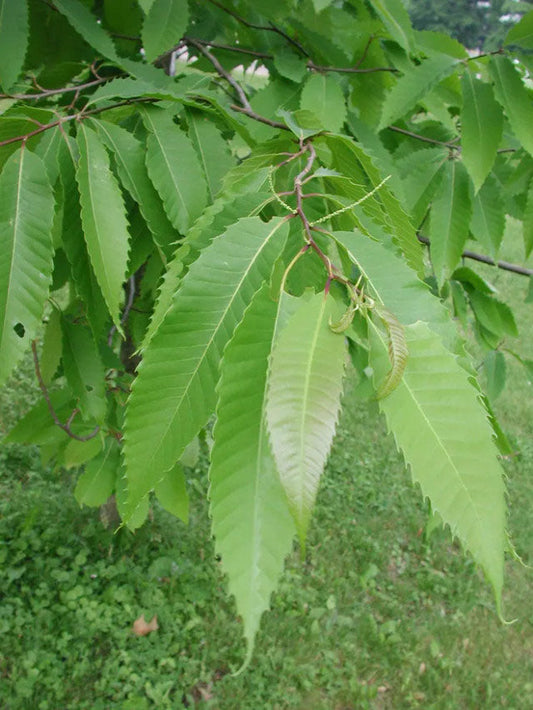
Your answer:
0,76 -> 112,101
205,0 -> 310,57
0,97 -> 156,148
388,125 -> 459,148
182,36 -> 397,73
417,235 -> 533,277
31,340 -> 100,442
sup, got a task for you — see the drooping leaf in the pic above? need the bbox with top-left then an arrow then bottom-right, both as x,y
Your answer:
469,291 -> 518,340
2,389 -> 72,446
461,71 -> 503,193
143,107 -> 207,235
490,55 -> 533,158
332,231 -> 459,352
61,318 -> 107,423
76,122 -> 131,330
116,466 -> 150,531
368,321 -> 505,608
187,110 -> 235,203
0,148 -> 55,386
0,0 -> 29,91
378,55 -> 458,131
484,350 -> 506,402
429,160 -> 472,285
75,438 -> 119,507
57,135 -> 109,340
266,292 -> 346,543
300,74 -> 346,133
155,462 -> 189,523
470,175 -> 505,259
210,284 -> 295,665
141,247 -> 184,350
94,119 -> 176,255
374,305 -> 408,399
142,0 -> 189,62
367,0 -> 415,53
63,434 -> 102,469
273,48 -> 308,83
123,217 -> 288,521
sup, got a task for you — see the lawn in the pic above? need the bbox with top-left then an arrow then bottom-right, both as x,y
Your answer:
0,222 -> 531,709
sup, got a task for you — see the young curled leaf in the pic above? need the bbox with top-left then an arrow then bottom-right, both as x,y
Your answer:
374,305 -> 408,399
329,303 -> 356,334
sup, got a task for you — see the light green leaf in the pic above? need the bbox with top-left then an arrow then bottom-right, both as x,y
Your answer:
123,217 -> 288,521
378,55 -> 458,130
484,350 -> 506,402
187,110 -> 235,203
76,123 -> 131,330
94,119 -> 176,254
40,308 -> 62,385
470,175 -> 505,259
267,292 -> 346,543
63,435 -> 102,470
394,146 -> 447,226
142,0 -> 189,62
367,0 -> 415,53
505,9 -> 533,50
278,109 -> 324,139
300,74 -> 346,133
490,55 -> 533,158
469,291 -> 518,339
273,49 -> 308,83
374,305 -> 408,399
75,438 -> 119,507
429,160 -> 472,284
210,284 -> 295,664
116,467 -> 150,531
461,72 -> 503,193
61,319 -> 106,423
369,321 -> 505,607
155,462 -> 189,523
54,0 -> 119,62
143,107 -> 207,234
0,0 -> 28,91
0,148 -> 55,386
415,30 -> 468,59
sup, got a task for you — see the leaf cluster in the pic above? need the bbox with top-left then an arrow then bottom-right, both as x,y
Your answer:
1,0 -> 532,664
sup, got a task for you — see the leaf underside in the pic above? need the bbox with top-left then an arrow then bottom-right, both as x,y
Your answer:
267,292 -> 346,543
210,284 -> 295,666
123,217 -> 288,521
369,321 -> 505,607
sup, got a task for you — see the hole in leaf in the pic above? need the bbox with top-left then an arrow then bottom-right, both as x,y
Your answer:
13,323 -> 25,338
85,385 -> 93,392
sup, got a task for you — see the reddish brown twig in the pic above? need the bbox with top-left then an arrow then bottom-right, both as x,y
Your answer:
31,340 -> 100,442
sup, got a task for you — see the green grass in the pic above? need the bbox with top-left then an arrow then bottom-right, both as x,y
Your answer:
1,223 -> 532,709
